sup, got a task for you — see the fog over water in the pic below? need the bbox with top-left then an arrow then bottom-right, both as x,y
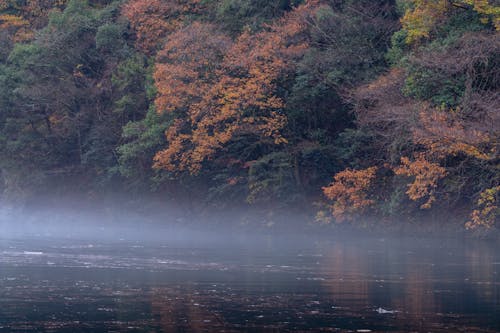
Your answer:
0,203 -> 499,332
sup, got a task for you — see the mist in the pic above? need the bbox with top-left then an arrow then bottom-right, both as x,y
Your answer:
0,0 -> 498,329
0,197 -> 499,332
0,197 -> 316,246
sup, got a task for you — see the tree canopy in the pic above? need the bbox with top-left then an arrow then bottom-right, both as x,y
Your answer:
0,0 -> 498,231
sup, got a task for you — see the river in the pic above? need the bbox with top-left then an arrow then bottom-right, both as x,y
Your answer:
0,235 -> 498,332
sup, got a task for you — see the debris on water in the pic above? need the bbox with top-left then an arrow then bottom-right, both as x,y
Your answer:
375,307 -> 396,314
357,329 -> 372,332
296,277 -> 325,281
97,308 -> 114,312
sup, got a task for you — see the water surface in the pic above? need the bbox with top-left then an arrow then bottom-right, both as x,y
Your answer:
0,235 -> 498,332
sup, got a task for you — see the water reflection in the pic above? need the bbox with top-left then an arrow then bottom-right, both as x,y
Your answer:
318,239 -> 499,332
0,237 -> 498,332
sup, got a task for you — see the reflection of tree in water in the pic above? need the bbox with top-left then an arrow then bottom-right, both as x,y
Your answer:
465,242 -> 499,306
319,239 -> 500,332
391,263 -> 439,330
319,241 -> 458,331
148,284 -> 340,332
320,242 -> 371,309
150,286 -> 227,333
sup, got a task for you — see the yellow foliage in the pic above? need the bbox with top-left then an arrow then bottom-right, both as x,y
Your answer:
401,0 -> 500,44
402,0 -> 449,44
0,14 -> 28,28
0,0 -> 67,41
464,0 -> 500,29
466,186 -> 500,229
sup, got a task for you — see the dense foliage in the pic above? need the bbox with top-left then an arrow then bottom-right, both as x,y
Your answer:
0,0 -> 498,231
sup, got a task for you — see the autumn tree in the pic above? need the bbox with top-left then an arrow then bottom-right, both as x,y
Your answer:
466,185 -> 500,229
0,0 -> 496,231
0,0 -> 67,42
394,155 -> 447,209
322,167 -> 378,222
401,0 -> 500,44
345,0 -> 499,228
151,22 -> 233,174
121,0 -> 203,54
153,2 -> 319,175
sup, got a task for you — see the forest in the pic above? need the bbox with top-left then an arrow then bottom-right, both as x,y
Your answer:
0,0 -> 498,232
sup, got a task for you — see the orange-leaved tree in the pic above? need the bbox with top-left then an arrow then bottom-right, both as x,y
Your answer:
322,167 -> 378,222
152,22 -> 233,174
121,0 -> 203,54
153,2 -> 320,175
394,154 -> 447,209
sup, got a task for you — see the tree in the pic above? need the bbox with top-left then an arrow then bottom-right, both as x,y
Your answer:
153,2 -> 318,175
216,0 -> 298,35
121,0 -> 203,54
0,0 -> 67,42
0,0 -> 135,197
322,167 -> 378,222
394,155 -> 447,209
151,22 -> 233,174
346,5 -> 499,227
401,0 -> 500,44
466,185 -> 500,230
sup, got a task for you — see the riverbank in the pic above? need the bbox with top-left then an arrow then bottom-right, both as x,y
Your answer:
1,195 -> 498,242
